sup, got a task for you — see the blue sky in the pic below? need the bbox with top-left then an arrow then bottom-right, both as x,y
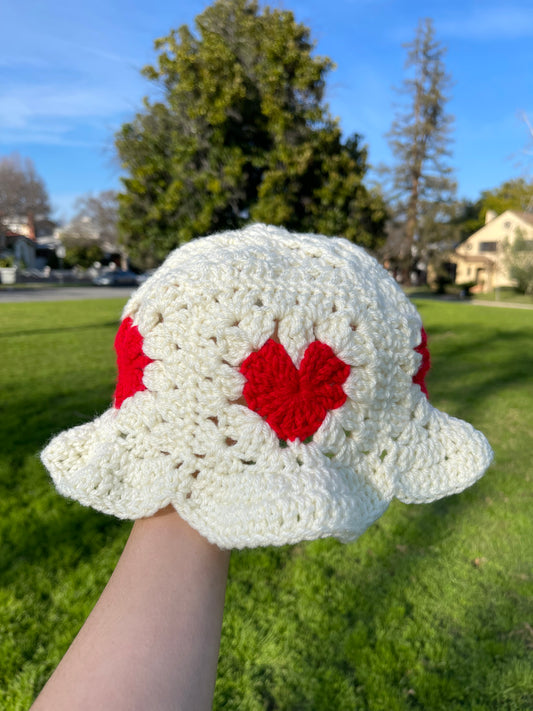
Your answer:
1,0 -> 532,221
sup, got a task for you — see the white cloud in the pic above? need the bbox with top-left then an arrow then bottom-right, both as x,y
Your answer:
0,83 -> 137,145
0,129 -> 102,148
2,86 -> 125,120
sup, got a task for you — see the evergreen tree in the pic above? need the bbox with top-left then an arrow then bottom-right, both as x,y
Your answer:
115,0 -> 386,267
385,18 -> 456,274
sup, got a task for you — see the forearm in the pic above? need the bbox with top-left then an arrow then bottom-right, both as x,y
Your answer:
32,507 -> 230,711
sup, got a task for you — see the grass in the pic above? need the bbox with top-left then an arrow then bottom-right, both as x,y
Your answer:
1,298 -> 532,710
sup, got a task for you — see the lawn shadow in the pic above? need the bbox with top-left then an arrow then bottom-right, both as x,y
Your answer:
424,324 -> 532,422
0,321 -> 119,340
0,490 -> 128,586
0,378 -> 125,582
0,386 -> 113,466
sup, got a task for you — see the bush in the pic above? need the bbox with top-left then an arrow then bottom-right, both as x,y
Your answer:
457,281 -> 477,298
63,242 -> 105,269
434,274 -> 452,294
503,232 -> 533,295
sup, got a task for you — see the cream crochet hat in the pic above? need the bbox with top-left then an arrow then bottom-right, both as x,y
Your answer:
41,224 -> 493,548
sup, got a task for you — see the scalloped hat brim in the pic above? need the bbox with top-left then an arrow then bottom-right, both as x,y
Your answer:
41,391 -> 493,548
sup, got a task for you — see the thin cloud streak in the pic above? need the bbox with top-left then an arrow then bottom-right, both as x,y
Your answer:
0,84 -> 136,136
0,129 -> 105,149
59,38 -> 141,67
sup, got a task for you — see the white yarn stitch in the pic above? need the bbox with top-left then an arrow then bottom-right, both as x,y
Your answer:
41,224 -> 493,548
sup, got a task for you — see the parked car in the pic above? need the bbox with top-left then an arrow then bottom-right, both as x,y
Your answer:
93,270 -> 139,286
135,269 -> 156,285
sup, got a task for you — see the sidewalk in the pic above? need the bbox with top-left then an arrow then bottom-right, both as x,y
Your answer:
407,290 -> 533,311
469,299 -> 533,311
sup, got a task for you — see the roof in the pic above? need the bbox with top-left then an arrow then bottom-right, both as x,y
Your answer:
455,209 -> 533,251
508,210 -> 533,227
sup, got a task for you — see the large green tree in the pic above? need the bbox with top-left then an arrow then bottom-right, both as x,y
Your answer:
384,18 -> 456,273
115,0 -> 386,267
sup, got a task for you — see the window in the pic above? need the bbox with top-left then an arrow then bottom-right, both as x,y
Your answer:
479,241 -> 498,252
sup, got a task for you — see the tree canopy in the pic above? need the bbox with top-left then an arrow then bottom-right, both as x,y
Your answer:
115,0 -> 386,267
479,178 -> 533,218
384,18 -> 455,269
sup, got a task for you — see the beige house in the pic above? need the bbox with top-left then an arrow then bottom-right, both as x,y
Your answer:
451,209 -> 533,293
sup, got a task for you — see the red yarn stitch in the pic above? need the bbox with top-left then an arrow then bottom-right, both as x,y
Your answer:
240,339 -> 350,442
113,317 -> 154,408
413,327 -> 430,397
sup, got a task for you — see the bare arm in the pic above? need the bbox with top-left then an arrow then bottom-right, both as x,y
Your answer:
31,507 -> 230,711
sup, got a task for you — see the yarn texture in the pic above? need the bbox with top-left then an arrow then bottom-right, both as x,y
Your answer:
41,224 -> 493,549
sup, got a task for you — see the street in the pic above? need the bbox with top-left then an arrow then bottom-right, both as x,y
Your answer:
0,286 -> 135,303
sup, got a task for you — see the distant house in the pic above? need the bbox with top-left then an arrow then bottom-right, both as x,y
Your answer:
0,215 -> 58,269
2,216 -> 35,240
450,209 -> 533,293
0,227 -> 36,268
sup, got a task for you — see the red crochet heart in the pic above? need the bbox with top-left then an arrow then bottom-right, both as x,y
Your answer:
413,327 -> 430,397
239,339 -> 350,442
113,316 -> 154,408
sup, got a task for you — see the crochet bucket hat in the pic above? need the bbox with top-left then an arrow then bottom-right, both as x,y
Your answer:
41,224 -> 493,549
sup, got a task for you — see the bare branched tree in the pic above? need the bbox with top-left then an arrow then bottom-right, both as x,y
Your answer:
73,190 -> 119,248
0,154 -> 51,238
60,190 -> 119,250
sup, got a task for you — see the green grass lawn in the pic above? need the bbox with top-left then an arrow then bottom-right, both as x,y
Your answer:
1,298 -> 532,710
